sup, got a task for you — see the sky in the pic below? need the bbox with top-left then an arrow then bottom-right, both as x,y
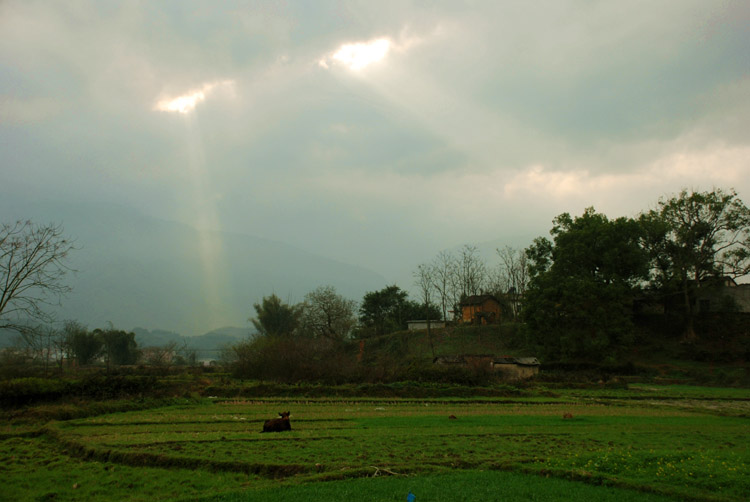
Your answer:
2,0 -> 749,282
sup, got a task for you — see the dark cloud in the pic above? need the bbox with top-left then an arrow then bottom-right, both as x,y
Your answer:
2,0 -> 749,282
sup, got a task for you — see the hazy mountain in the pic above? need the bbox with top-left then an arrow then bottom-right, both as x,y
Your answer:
1,195 -> 387,335
133,326 -> 253,362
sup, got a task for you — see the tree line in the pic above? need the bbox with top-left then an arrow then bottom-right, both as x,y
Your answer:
525,188 -> 750,360
3,187 -> 749,373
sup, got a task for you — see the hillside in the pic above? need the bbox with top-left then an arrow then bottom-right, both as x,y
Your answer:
359,320 -> 748,386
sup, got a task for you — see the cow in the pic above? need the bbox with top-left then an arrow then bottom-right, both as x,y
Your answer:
262,411 -> 292,432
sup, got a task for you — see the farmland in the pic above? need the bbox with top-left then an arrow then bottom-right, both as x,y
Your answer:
2,384 -> 748,501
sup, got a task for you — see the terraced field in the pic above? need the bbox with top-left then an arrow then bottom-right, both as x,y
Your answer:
2,387 -> 748,501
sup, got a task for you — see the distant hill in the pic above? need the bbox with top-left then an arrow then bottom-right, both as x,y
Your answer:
0,196 -> 387,335
0,325 -> 251,361
133,326 -> 253,362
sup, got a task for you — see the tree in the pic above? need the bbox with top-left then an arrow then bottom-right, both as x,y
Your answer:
494,246 -> 529,320
358,285 -> 411,336
641,188 -> 750,340
431,250 -> 458,321
523,208 -> 648,360
456,245 -> 486,299
299,285 -> 357,340
96,326 -> 139,370
250,294 -> 302,337
67,322 -> 102,366
1,221 -> 75,331
14,323 -> 59,374
414,263 -> 438,357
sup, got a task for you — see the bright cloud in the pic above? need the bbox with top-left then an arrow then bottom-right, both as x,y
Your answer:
154,80 -> 234,114
321,38 -> 392,71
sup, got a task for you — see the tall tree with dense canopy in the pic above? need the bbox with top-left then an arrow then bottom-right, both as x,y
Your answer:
66,321 -> 102,366
358,285 -> 433,336
95,326 -> 138,370
523,208 -> 648,360
641,188 -> 750,340
250,294 -> 302,337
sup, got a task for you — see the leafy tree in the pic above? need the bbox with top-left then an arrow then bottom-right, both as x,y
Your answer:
359,285 -> 440,337
300,285 -> 357,340
641,188 -> 750,340
250,294 -> 302,337
523,208 -> 648,360
67,321 -> 102,366
96,326 -> 138,370
358,285 -> 410,336
0,221 -> 75,331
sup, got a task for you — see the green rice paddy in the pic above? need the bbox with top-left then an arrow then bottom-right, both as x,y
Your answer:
2,385 -> 748,501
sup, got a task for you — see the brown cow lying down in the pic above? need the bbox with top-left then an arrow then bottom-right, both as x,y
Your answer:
262,411 -> 291,432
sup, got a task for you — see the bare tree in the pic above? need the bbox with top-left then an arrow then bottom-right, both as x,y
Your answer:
496,246 -> 529,319
413,263 -> 437,357
1,221 -> 75,331
14,323 -> 62,376
431,250 -> 457,321
457,244 -> 486,298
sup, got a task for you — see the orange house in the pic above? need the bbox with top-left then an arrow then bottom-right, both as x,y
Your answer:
460,295 -> 502,324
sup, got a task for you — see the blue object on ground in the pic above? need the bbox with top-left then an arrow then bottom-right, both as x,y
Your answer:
407,492 -> 416,502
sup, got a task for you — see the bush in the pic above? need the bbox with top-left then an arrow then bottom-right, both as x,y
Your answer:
0,375 -> 162,407
0,377 -> 67,406
229,336 -> 359,384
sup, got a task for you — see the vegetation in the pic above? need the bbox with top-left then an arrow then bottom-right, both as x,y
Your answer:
2,388 -> 748,501
249,294 -> 302,337
523,208 -> 648,360
640,188 -> 750,340
358,285 -> 439,337
300,285 -> 358,341
2,187 -> 748,501
0,220 -> 75,331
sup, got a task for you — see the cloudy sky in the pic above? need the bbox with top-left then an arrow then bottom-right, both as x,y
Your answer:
2,0 -> 749,281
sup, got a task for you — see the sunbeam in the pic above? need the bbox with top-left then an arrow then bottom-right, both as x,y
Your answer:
181,115 -> 231,330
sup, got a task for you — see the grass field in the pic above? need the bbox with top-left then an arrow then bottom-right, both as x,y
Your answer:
2,385 -> 748,501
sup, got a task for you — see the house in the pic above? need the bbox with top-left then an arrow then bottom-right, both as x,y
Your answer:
637,277 -> 750,315
492,357 -> 540,380
459,295 -> 502,324
407,320 -> 447,331
694,277 -> 750,313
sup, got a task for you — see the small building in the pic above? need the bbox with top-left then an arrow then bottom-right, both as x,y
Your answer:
407,320 -> 447,331
694,277 -> 750,313
433,354 -> 540,380
433,354 -> 495,370
459,295 -> 502,324
492,357 -> 540,380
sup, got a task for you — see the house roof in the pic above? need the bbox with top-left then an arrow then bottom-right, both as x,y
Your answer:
459,294 -> 500,306
493,357 -> 540,366
433,354 -> 495,364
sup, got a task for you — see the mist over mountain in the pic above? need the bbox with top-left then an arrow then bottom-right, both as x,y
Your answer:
1,195 -> 387,335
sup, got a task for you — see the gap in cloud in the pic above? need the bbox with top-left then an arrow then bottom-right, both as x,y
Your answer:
331,38 -> 391,70
318,28 -> 427,72
153,80 -> 235,114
